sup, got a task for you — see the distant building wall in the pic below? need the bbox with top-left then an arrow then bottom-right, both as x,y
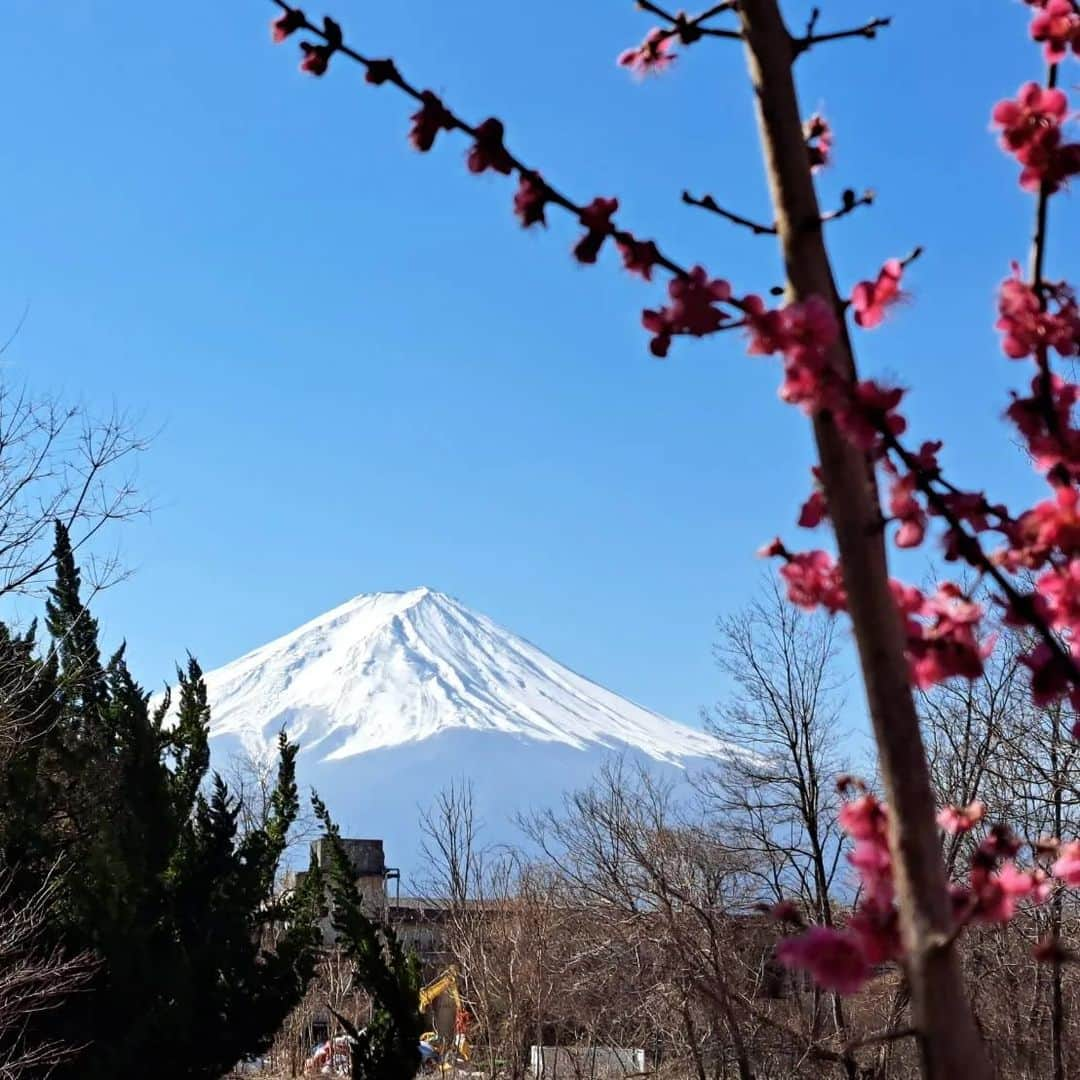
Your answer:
308,837 -> 388,942
529,1046 -> 646,1078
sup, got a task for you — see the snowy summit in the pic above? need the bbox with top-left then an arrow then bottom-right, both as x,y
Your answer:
203,587 -> 726,765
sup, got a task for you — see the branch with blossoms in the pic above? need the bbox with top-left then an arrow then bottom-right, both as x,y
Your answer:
268,2 -> 882,368
263,0 -> 1080,1074
621,0 -> 743,77
270,0 -> 775,359
618,1 -> 893,75
770,782 -> 1075,997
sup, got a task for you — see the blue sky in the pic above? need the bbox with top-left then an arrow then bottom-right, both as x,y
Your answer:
0,0 -> 1072,730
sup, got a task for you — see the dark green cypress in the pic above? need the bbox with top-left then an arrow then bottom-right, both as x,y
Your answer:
0,527 -> 321,1078
45,521 -> 106,718
311,795 -> 423,1080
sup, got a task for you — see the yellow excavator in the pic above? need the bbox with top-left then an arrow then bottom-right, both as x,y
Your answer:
419,966 -> 471,1068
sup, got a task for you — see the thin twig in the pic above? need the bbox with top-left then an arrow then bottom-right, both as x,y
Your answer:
683,188 -> 875,235
0,301 -> 31,359
681,191 -> 776,234
898,245 -> 924,271
636,0 -> 743,43
819,189 -> 875,225
698,27 -> 744,39
1029,63 -> 1059,299
843,1026 -> 916,1053
638,0 -> 738,22
793,17 -> 892,57
635,0 -> 679,19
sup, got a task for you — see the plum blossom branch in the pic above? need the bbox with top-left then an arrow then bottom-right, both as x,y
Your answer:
682,187 -> 875,235
1030,66 -> 1059,295
269,2 -> 725,293
681,191 -> 776,234
885,425 -> 1080,678
821,188 -> 876,225
635,0 -> 743,42
618,1 -> 742,73
1030,63 -> 1062,437
792,16 -> 892,57
269,1 -> 767,364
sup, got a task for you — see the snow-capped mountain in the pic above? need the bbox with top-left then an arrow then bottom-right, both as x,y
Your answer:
201,588 -> 732,872
206,587 -> 725,764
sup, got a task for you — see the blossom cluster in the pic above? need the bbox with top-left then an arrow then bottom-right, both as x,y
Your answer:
997,264 -> 1080,362
618,28 -> 677,78
777,788 -> 1062,995
803,114 -> 833,173
1027,0 -> 1080,63
616,6 -> 735,77
992,82 -> 1080,193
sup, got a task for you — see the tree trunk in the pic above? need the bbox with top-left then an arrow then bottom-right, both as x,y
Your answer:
682,1001 -> 709,1080
735,3 -> 993,1077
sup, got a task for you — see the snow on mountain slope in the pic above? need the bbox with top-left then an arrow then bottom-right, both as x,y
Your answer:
203,587 -> 728,766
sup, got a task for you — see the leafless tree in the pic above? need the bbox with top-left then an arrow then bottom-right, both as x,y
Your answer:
0,383 -> 146,602
266,946 -> 368,1076
699,581 -> 864,1076
0,870 -> 94,1079
225,741 -> 319,866
525,759 -> 763,1079
418,778 -> 485,909
701,580 -> 854,918
419,780 -> 532,1078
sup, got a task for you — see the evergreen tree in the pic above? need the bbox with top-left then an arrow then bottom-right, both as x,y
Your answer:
0,619 -> 62,896
158,727 -> 321,1080
0,523 -> 321,1078
44,521 -> 105,717
311,795 -> 423,1080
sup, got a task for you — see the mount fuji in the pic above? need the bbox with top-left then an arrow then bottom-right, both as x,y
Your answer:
201,587 -> 733,875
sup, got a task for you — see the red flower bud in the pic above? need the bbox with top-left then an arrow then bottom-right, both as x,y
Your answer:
365,59 -> 399,86
467,119 -> 514,176
409,92 -> 454,152
299,42 -> 333,76
271,9 -> 306,43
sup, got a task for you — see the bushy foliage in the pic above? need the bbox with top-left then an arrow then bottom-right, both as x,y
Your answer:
0,523 -> 321,1078
311,794 -> 422,1080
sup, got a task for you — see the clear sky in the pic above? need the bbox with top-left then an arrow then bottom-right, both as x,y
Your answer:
0,0 -> 1072,730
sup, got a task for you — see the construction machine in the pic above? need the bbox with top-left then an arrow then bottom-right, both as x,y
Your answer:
418,966 -> 471,1069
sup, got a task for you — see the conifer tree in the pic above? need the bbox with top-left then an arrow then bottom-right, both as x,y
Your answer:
0,619 -> 61,898
0,523 -> 321,1078
44,521 -> 105,717
311,795 -> 422,1080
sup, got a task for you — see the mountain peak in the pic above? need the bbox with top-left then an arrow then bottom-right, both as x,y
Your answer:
202,589 -> 730,766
